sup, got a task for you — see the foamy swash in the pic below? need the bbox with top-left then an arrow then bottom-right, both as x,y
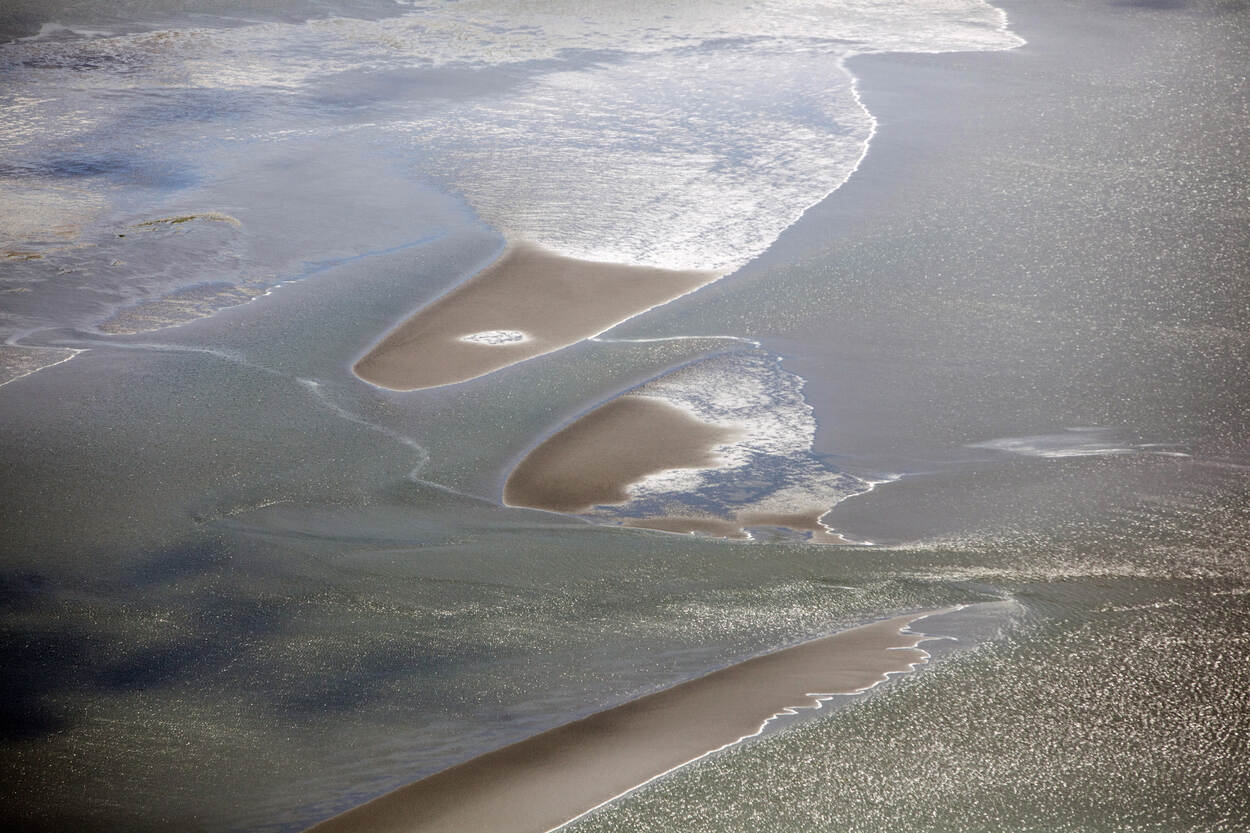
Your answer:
504,351 -> 874,540
385,0 -> 1023,272
1,0 -> 1019,377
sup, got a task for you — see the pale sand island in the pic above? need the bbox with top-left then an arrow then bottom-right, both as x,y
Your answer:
504,393 -> 851,541
353,243 -> 721,390
503,395 -> 742,514
305,610 -> 948,833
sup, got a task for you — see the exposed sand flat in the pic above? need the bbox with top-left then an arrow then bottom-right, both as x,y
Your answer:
504,395 -> 742,513
353,243 -> 720,390
305,610 -> 946,833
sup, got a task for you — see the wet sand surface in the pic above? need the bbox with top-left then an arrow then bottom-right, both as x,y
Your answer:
305,610 -> 942,833
503,395 -> 741,514
622,515 -> 753,539
353,243 -> 720,390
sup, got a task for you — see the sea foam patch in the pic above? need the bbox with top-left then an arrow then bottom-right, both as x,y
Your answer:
386,2 -> 1024,272
0,0 -> 1021,369
969,428 -> 1190,459
458,330 -> 528,345
584,351 -> 871,538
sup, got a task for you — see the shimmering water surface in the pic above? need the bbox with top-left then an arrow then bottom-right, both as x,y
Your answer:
1,0 -> 1247,831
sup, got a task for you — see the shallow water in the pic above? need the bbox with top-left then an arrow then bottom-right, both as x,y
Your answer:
1,0 -> 1247,831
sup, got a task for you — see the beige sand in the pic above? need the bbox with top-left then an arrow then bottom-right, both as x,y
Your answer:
305,610 -> 945,833
504,395 -> 742,513
353,243 -> 720,390
504,386 -> 849,539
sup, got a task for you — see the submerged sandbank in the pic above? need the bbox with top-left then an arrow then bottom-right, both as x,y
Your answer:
353,243 -> 720,390
306,610 -> 946,833
623,507 -> 853,542
503,395 -> 741,513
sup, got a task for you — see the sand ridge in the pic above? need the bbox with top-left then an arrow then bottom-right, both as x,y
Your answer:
353,242 -> 721,391
503,395 -> 743,514
305,610 -> 949,833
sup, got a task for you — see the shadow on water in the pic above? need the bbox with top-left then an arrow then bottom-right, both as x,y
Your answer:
0,540 -> 290,741
0,156 -> 200,189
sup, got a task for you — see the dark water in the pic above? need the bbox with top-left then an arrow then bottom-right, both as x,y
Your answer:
0,0 -> 1247,831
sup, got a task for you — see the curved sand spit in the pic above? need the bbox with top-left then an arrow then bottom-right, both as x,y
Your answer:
503,394 -> 742,514
306,609 -> 949,833
353,243 -> 720,391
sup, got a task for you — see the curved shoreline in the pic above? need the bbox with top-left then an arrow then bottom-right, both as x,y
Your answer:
503,394 -> 742,514
352,242 -> 721,391
305,608 -> 953,833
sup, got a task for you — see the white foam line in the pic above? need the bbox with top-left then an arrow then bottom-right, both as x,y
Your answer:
584,5 -> 1024,369
813,473 -> 903,546
781,2 -> 1026,280
1190,459 -> 1250,472
406,475 -> 506,504
296,377 -> 431,480
7,332 -> 434,482
543,607 -> 961,833
29,335 -> 282,378
0,347 -> 85,388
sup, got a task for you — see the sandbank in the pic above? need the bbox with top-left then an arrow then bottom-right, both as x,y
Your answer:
306,610 -> 946,833
353,243 -> 720,390
503,395 -> 741,513
624,507 -> 853,542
